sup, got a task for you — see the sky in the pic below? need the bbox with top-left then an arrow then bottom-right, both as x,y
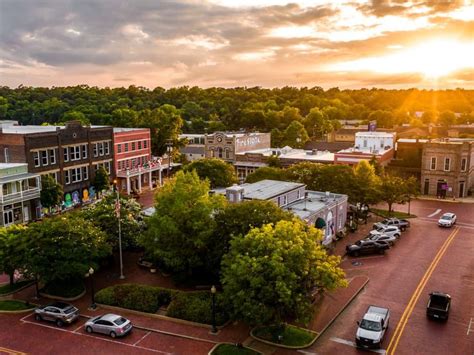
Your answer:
0,0 -> 473,89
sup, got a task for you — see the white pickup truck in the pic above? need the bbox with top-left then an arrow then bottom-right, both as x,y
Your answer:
355,305 -> 390,349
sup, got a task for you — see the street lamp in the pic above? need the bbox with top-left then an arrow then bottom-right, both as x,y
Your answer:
210,285 -> 217,334
113,179 -> 125,280
85,267 -> 96,310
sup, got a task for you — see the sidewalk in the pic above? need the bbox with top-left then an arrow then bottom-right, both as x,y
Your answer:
416,195 -> 474,204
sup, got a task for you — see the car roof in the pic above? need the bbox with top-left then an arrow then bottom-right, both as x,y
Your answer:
441,212 -> 455,217
100,313 -> 123,322
364,313 -> 382,322
49,302 -> 72,309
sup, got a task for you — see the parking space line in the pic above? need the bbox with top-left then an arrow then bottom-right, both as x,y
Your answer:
20,318 -> 170,354
133,331 -> 151,346
72,324 -> 84,333
467,318 -> 473,335
0,347 -> 27,355
330,337 -> 386,354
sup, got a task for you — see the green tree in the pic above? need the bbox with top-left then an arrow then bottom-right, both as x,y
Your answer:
23,215 -> 111,284
245,167 -> 287,183
0,96 -> 8,118
208,200 -> 294,277
183,158 -> 237,188
221,219 -> 347,326
369,156 -> 384,176
59,111 -> 90,125
266,155 -> 282,168
140,171 -> 226,275
353,160 -> 381,205
282,121 -> 309,148
40,175 -> 63,210
0,225 -> 27,285
80,194 -> 145,250
378,175 -> 410,212
421,110 -> 438,124
439,111 -> 457,127
303,108 -> 333,139
93,167 -> 110,196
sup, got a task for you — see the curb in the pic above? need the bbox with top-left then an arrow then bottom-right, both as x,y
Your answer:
250,324 -> 319,349
96,302 -> 230,330
313,276 -> 369,343
208,343 -> 262,355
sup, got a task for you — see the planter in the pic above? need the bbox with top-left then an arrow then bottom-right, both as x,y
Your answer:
250,324 -> 318,349
40,287 -> 86,302
0,280 -> 35,297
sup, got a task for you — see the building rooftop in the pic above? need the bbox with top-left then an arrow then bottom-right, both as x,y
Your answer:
113,127 -> 148,133
0,163 -> 27,169
337,146 -> 393,155
236,147 -> 334,162
240,180 -> 305,200
284,191 -> 347,221
355,131 -> 395,137
2,124 -> 109,134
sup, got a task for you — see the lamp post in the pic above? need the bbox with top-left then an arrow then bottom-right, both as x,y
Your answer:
113,179 -> 125,280
85,267 -> 96,310
210,285 -> 217,334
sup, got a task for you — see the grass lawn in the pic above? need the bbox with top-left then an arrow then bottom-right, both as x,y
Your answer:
253,324 -> 316,347
0,300 -> 35,311
212,344 -> 260,355
371,208 -> 416,219
0,280 -> 34,295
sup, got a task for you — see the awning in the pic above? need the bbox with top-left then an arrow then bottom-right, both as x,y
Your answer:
315,217 -> 326,229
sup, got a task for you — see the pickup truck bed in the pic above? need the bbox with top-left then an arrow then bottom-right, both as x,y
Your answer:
427,292 -> 451,321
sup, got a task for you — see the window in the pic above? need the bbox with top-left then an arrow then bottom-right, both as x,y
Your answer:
33,152 -> 40,167
64,170 -> 71,185
4,148 -> 9,163
3,209 -> 14,226
69,146 -> 80,161
363,139 -> 367,148
380,141 -> 384,148
93,143 -> 98,157
143,140 -> 148,149
461,158 -> 467,172
98,142 -> 104,156
82,144 -> 88,159
41,150 -> 48,166
444,158 -> 450,171
124,143 -> 129,152
138,141 -> 142,150
104,141 -> 110,155
430,157 -> 436,170
225,149 -> 230,159
132,159 -> 136,168
70,167 -> 82,183
130,142 -> 135,151
117,144 -> 122,153
105,161 -> 111,174
49,149 -> 56,164
83,166 -> 89,181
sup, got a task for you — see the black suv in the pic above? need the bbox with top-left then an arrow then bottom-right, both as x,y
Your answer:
346,240 -> 390,257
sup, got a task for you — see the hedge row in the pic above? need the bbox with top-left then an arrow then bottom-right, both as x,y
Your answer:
95,283 -> 229,325
95,283 -> 175,313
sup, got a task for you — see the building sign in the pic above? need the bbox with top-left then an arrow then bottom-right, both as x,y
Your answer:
236,136 -> 261,148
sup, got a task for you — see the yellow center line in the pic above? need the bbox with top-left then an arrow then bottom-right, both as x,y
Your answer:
386,227 -> 459,355
0,347 -> 27,355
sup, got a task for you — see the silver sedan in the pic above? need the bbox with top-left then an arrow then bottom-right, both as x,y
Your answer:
84,314 -> 133,338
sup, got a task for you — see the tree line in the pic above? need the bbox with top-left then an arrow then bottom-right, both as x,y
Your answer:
1,86 -> 473,155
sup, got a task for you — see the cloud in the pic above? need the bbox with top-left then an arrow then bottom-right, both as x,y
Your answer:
0,0 -> 472,89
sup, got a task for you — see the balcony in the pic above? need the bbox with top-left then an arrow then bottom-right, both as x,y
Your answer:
0,188 -> 41,205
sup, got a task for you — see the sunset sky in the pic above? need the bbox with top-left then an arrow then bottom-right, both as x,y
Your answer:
0,0 -> 473,89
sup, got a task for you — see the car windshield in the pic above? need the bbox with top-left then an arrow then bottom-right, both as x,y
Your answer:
360,319 -> 382,331
441,215 -> 452,220
114,317 -> 127,326
64,306 -> 76,314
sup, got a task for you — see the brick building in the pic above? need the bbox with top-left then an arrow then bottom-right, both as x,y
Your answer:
0,121 -> 114,207
420,139 -> 473,198
113,128 -> 163,194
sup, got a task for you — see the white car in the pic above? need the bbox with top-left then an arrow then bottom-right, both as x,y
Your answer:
366,233 -> 398,246
370,226 -> 401,239
438,213 -> 456,228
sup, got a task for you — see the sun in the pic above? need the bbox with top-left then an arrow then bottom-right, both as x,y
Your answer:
329,38 -> 474,79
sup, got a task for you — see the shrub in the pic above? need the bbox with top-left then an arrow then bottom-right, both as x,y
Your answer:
42,278 -> 85,298
95,284 -> 174,313
166,291 -> 229,325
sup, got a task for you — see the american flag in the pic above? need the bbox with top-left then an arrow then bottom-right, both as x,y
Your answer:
115,198 -> 121,218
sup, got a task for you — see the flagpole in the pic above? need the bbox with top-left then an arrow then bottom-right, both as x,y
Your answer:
115,186 -> 125,280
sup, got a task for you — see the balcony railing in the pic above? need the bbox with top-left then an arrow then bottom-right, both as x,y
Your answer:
0,188 -> 41,204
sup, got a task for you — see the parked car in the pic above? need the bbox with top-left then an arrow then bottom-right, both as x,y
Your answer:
438,213 -> 456,228
426,292 -> 451,321
346,240 -> 390,257
366,233 -> 397,246
84,314 -> 133,338
35,302 -> 79,327
356,305 -> 390,349
373,218 -> 410,232
370,226 -> 401,239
